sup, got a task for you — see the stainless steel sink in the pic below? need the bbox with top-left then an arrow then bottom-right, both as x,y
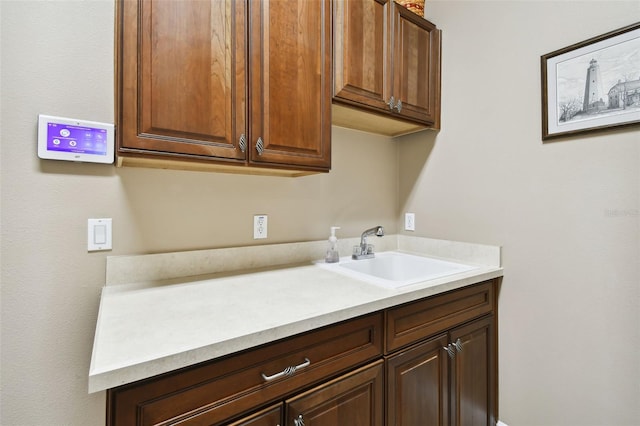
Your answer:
316,251 -> 478,289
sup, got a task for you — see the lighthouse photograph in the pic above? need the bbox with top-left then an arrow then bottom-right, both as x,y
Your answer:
542,22 -> 640,139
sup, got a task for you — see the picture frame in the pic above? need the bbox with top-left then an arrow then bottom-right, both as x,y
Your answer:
541,22 -> 640,140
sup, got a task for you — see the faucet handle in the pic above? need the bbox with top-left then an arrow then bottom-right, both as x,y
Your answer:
352,244 -> 375,259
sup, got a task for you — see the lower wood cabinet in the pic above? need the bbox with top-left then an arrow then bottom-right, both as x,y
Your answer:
450,316 -> 496,426
227,405 -> 283,426
386,333 -> 450,425
106,280 -> 499,426
226,361 -> 384,426
386,315 -> 496,426
384,280 -> 498,426
286,361 -> 384,426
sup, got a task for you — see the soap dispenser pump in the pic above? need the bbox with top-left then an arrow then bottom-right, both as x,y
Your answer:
325,226 -> 341,263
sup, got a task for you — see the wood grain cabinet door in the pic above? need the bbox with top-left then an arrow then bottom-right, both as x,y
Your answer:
386,334 -> 450,426
449,316 -> 497,426
391,2 -> 441,126
333,0 -> 390,112
285,361 -> 384,426
117,0 -> 247,160
227,404 -> 283,426
247,0 -> 332,171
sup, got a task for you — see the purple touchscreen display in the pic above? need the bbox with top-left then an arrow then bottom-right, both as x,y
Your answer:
47,122 -> 107,156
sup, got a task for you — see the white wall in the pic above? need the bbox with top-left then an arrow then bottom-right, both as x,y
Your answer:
400,1 -> 640,425
1,0 -> 638,425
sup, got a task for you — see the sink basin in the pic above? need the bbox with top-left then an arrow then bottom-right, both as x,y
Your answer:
316,251 -> 478,289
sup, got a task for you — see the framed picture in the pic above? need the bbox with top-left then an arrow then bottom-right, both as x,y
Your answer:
541,22 -> 640,140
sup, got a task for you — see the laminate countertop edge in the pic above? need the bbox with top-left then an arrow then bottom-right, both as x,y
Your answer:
88,236 -> 503,393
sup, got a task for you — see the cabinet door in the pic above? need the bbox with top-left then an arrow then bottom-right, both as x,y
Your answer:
386,334 -> 449,426
390,3 -> 441,126
227,404 -> 283,426
286,360 -> 384,426
333,0 -> 390,112
248,0 -> 331,170
117,0 -> 246,160
450,316 -> 497,426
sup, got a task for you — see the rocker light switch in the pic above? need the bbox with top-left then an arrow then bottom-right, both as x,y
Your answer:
88,218 -> 112,251
94,225 -> 107,244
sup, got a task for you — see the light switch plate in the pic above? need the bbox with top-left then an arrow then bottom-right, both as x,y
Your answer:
88,218 -> 112,251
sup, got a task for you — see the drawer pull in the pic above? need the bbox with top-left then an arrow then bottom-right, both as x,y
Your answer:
261,358 -> 311,382
294,414 -> 305,426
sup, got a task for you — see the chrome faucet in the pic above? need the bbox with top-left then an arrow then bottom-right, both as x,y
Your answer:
352,225 -> 384,260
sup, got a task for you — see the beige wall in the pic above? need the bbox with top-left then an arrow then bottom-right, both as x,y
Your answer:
0,1 -> 638,425
399,1 -> 640,425
0,1 -> 398,424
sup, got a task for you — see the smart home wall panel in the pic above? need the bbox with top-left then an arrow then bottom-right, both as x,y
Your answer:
38,115 -> 115,164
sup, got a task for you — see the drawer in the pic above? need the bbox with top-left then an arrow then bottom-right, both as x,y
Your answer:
107,312 -> 383,426
385,280 -> 495,353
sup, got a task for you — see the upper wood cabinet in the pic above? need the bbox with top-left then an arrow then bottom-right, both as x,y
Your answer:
247,0 -> 332,171
116,0 -> 331,176
333,0 -> 441,136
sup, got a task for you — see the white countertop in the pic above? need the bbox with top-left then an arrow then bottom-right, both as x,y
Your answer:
88,235 -> 503,393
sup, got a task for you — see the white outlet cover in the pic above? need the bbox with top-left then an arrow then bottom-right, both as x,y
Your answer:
404,213 -> 415,231
253,215 -> 268,239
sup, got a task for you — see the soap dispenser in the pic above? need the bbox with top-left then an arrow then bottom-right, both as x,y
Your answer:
325,226 -> 341,263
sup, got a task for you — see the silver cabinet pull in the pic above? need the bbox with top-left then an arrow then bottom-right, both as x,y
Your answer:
443,344 -> 455,359
293,414 -> 305,426
387,96 -> 402,112
239,134 -> 247,152
256,137 -> 264,155
261,358 -> 310,382
387,96 -> 396,110
444,339 -> 463,359
453,338 -> 463,353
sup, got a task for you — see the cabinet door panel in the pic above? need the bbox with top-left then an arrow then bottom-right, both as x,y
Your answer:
118,0 -> 246,159
386,334 -> 449,426
333,0 -> 390,111
286,361 -> 384,426
248,0 -> 331,170
450,316 -> 496,426
392,4 -> 441,126
227,404 -> 283,426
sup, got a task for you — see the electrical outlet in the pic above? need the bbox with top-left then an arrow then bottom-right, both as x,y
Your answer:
253,215 -> 268,239
404,213 -> 415,231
